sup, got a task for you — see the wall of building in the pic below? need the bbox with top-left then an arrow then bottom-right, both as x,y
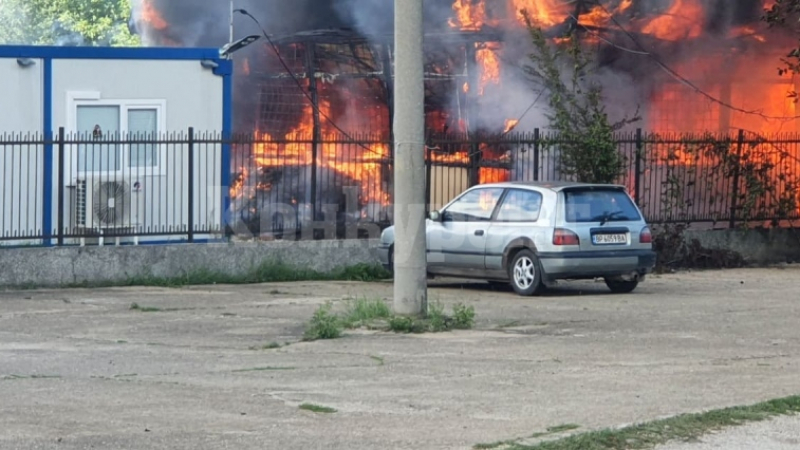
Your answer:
51,59 -> 222,133
50,59 -> 225,243
0,58 -> 45,241
0,58 -> 43,134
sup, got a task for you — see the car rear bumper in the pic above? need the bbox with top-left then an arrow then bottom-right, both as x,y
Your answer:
538,249 -> 657,280
377,243 -> 391,271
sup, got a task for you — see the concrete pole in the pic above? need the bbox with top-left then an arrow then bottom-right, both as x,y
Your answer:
393,0 -> 428,316
229,0 -> 234,43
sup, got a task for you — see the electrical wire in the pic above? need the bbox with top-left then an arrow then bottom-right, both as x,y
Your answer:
236,8 -> 544,163
566,12 -> 649,54
234,9 -> 387,157
591,0 -> 800,121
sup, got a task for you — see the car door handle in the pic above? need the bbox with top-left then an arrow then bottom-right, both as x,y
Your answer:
474,230 -> 484,236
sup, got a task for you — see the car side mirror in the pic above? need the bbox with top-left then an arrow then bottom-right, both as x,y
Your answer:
429,211 -> 442,222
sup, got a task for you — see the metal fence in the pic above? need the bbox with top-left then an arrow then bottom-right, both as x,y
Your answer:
2,128 -> 798,246
1,128 -> 224,246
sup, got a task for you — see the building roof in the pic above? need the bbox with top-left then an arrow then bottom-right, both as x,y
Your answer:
0,45 -> 223,61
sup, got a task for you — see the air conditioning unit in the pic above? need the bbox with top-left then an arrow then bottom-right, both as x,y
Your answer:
73,177 -> 139,238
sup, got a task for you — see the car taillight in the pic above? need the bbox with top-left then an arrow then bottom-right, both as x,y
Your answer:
639,226 -> 652,244
553,228 -> 580,246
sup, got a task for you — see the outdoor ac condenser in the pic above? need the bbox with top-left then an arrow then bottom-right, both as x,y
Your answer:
72,177 -> 142,245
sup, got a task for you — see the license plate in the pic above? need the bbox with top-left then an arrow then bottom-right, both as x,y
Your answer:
593,233 -> 627,245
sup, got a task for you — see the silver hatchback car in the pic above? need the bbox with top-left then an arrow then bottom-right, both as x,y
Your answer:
378,181 -> 657,296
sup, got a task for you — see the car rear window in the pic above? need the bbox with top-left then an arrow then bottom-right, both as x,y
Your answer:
563,188 -> 641,223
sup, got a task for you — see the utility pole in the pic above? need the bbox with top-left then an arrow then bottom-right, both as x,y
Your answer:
229,0 -> 234,43
393,0 -> 428,315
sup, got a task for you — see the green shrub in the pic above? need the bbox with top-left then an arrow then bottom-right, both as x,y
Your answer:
428,301 -> 448,332
388,316 -> 416,333
303,303 -> 343,341
340,297 -> 392,328
452,303 -> 475,329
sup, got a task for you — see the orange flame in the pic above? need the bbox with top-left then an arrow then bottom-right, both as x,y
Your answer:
640,0 -> 705,41
511,0 -> 562,27
476,42 -> 501,95
504,119 -> 519,133
140,0 -> 167,30
245,95 -> 391,206
480,167 -> 511,184
449,0 -> 486,30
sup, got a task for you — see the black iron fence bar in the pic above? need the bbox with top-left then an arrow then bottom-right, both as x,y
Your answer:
57,128 -> 65,246
533,128 -> 540,181
729,129 -> 745,229
634,128 -> 643,205
188,127 -> 195,243
425,145 -> 432,215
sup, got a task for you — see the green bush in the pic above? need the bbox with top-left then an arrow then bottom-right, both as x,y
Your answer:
388,316 -> 416,333
452,303 -> 475,330
428,301 -> 448,332
303,303 -> 343,341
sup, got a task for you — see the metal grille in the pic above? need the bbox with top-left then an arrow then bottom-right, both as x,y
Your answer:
74,179 -> 87,228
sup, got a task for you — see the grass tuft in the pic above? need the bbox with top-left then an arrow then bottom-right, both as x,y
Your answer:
299,403 -> 337,414
545,424 -> 581,434
248,341 -> 283,350
129,303 -> 162,312
232,366 -> 295,372
61,262 -> 390,290
492,395 -> 800,450
302,299 -> 478,340
303,303 -> 343,341
340,297 -> 392,328
452,303 -> 476,329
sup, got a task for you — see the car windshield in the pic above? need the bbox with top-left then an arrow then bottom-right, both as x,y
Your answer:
564,188 -> 641,223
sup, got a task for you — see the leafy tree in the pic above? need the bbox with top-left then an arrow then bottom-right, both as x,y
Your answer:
763,0 -> 800,74
0,0 -> 139,46
521,12 -> 640,184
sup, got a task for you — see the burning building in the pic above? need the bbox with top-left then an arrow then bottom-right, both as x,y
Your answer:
130,0 -> 800,233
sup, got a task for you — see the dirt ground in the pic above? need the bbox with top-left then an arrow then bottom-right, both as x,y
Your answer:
1,267 -> 799,450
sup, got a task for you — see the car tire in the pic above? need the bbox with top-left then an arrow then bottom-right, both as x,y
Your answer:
604,278 -> 639,293
508,249 -> 543,296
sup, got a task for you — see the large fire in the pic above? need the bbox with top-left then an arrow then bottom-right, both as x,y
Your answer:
140,0 -> 800,225
251,111 -> 391,206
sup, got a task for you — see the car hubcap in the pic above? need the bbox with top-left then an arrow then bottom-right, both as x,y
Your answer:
513,256 -> 535,289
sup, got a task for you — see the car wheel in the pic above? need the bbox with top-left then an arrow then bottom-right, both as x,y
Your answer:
508,249 -> 543,296
388,245 -> 394,273
604,278 -> 639,293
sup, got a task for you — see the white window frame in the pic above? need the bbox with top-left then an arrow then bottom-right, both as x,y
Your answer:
66,91 -> 167,178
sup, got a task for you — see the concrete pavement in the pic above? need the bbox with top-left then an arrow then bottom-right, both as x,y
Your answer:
1,267 -> 799,449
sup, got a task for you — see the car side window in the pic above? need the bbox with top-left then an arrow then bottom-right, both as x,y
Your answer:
443,188 -> 504,222
495,189 -> 543,222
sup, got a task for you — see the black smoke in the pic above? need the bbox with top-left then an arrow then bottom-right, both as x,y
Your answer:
134,0 -> 461,47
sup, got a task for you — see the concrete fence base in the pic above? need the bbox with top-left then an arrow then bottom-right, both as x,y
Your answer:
0,240 -> 382,289
1,228 -> 799,289
684,228 -> 800,265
